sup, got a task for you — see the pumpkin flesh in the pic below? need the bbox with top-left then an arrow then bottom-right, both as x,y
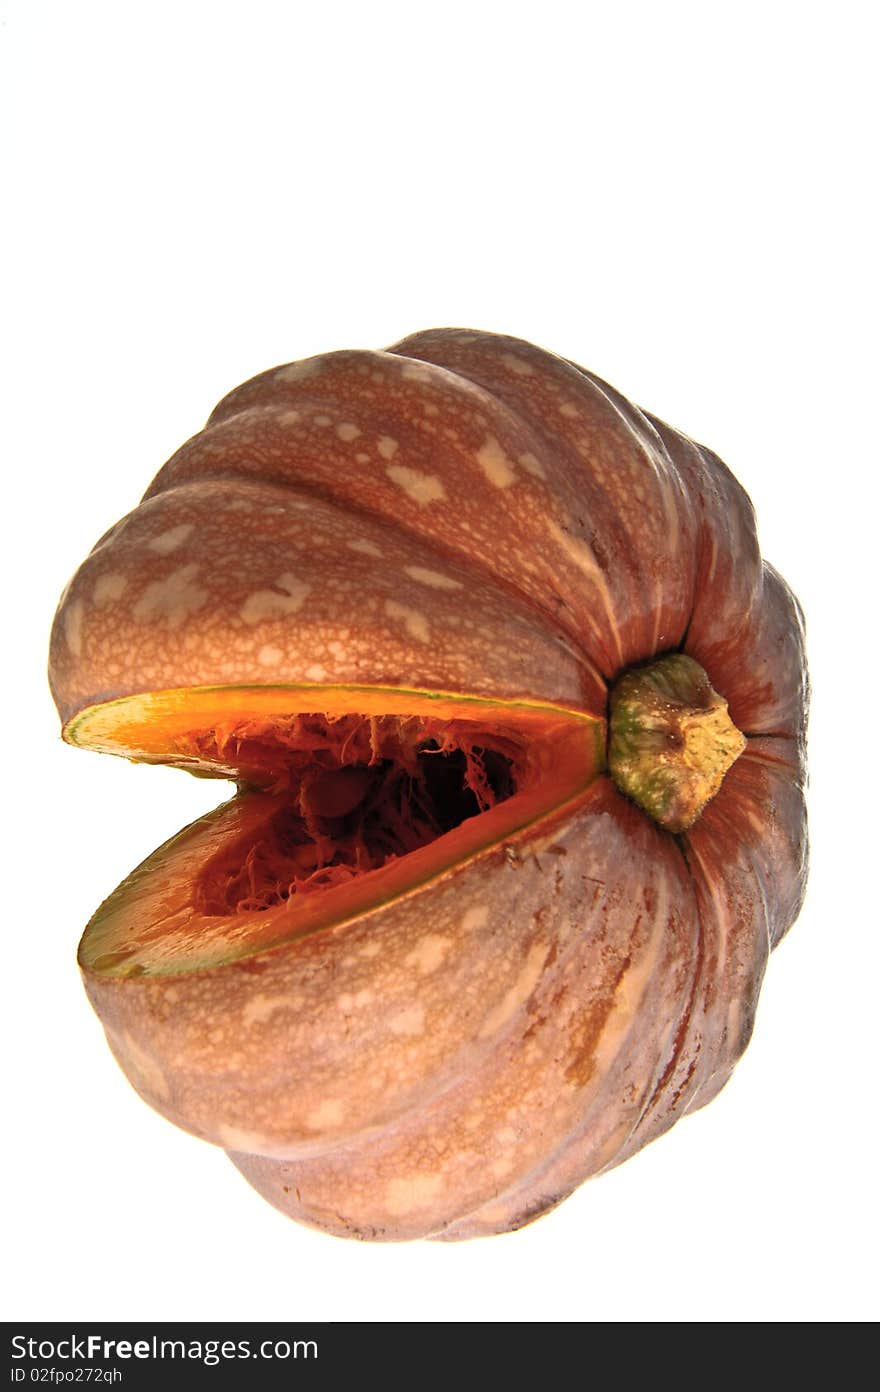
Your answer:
74,685 -> 602,976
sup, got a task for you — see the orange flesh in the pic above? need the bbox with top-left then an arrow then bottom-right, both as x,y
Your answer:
71,685 -> 604,978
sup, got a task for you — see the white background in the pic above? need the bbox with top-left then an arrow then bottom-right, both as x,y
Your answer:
2,1 -> 877,1323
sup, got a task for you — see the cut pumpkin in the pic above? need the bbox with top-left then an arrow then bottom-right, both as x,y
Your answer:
74,685 -> 602,977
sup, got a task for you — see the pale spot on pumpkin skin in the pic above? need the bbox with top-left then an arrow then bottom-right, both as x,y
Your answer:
258,644 -> 284,667
377,435 -> 399,460
240,572 -> 311,624
118,1031 -> 169,1101
63,599 -> 84,655
545,516 -> 621,664
304,1098 -> 346,1130
385,1172 -> 445,1215
386,464 -> 447,505
518,451 -> 547,480
399,360 -> 437,383
461,905 -> 489,933
495,1126 -> 518,1146
406,935 -> 452,974
384,599 -> 430,644
476,436 -> 517,488
275,358 -> 322,383
545,519 -> 603,577
463,1197 -> 508,1226
387,1004 -> 426,1037
337,988 -> 374,1012
479,942 -> 548,1037
403,565 -> 462,591
147,523 -> 194,555
347,538 -> 383,558
242,994 -> 289,1027
492,1154 -> 516,1180
133,563 -> 209,629
93,573 -> 128,607
278,408 -> 301,425
336,422 -> 361,441
355,451 -> 370,463
304,663 -> 328,680
313,414 -> 332,427
215,1123 -> 275,1151
559,402 -> 580,418
502,351 -> 535,376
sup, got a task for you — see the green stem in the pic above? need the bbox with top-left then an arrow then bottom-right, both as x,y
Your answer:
608,654 -> 746,833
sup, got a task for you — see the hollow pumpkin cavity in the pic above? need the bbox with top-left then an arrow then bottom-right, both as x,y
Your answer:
74,686 -> 603,979
194,712 -> 521,916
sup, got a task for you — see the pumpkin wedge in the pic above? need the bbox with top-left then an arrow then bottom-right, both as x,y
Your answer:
49,328 -> 808,1240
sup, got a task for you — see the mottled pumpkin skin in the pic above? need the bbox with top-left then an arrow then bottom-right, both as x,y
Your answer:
49,329 -> 808,1240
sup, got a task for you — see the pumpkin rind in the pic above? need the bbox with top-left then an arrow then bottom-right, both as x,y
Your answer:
49,327 -> 809,1240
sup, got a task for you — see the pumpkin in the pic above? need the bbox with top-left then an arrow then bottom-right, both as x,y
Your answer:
48,328 -> 808,1241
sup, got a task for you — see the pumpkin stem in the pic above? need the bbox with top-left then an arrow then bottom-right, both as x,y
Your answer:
608,653 -> 746,833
